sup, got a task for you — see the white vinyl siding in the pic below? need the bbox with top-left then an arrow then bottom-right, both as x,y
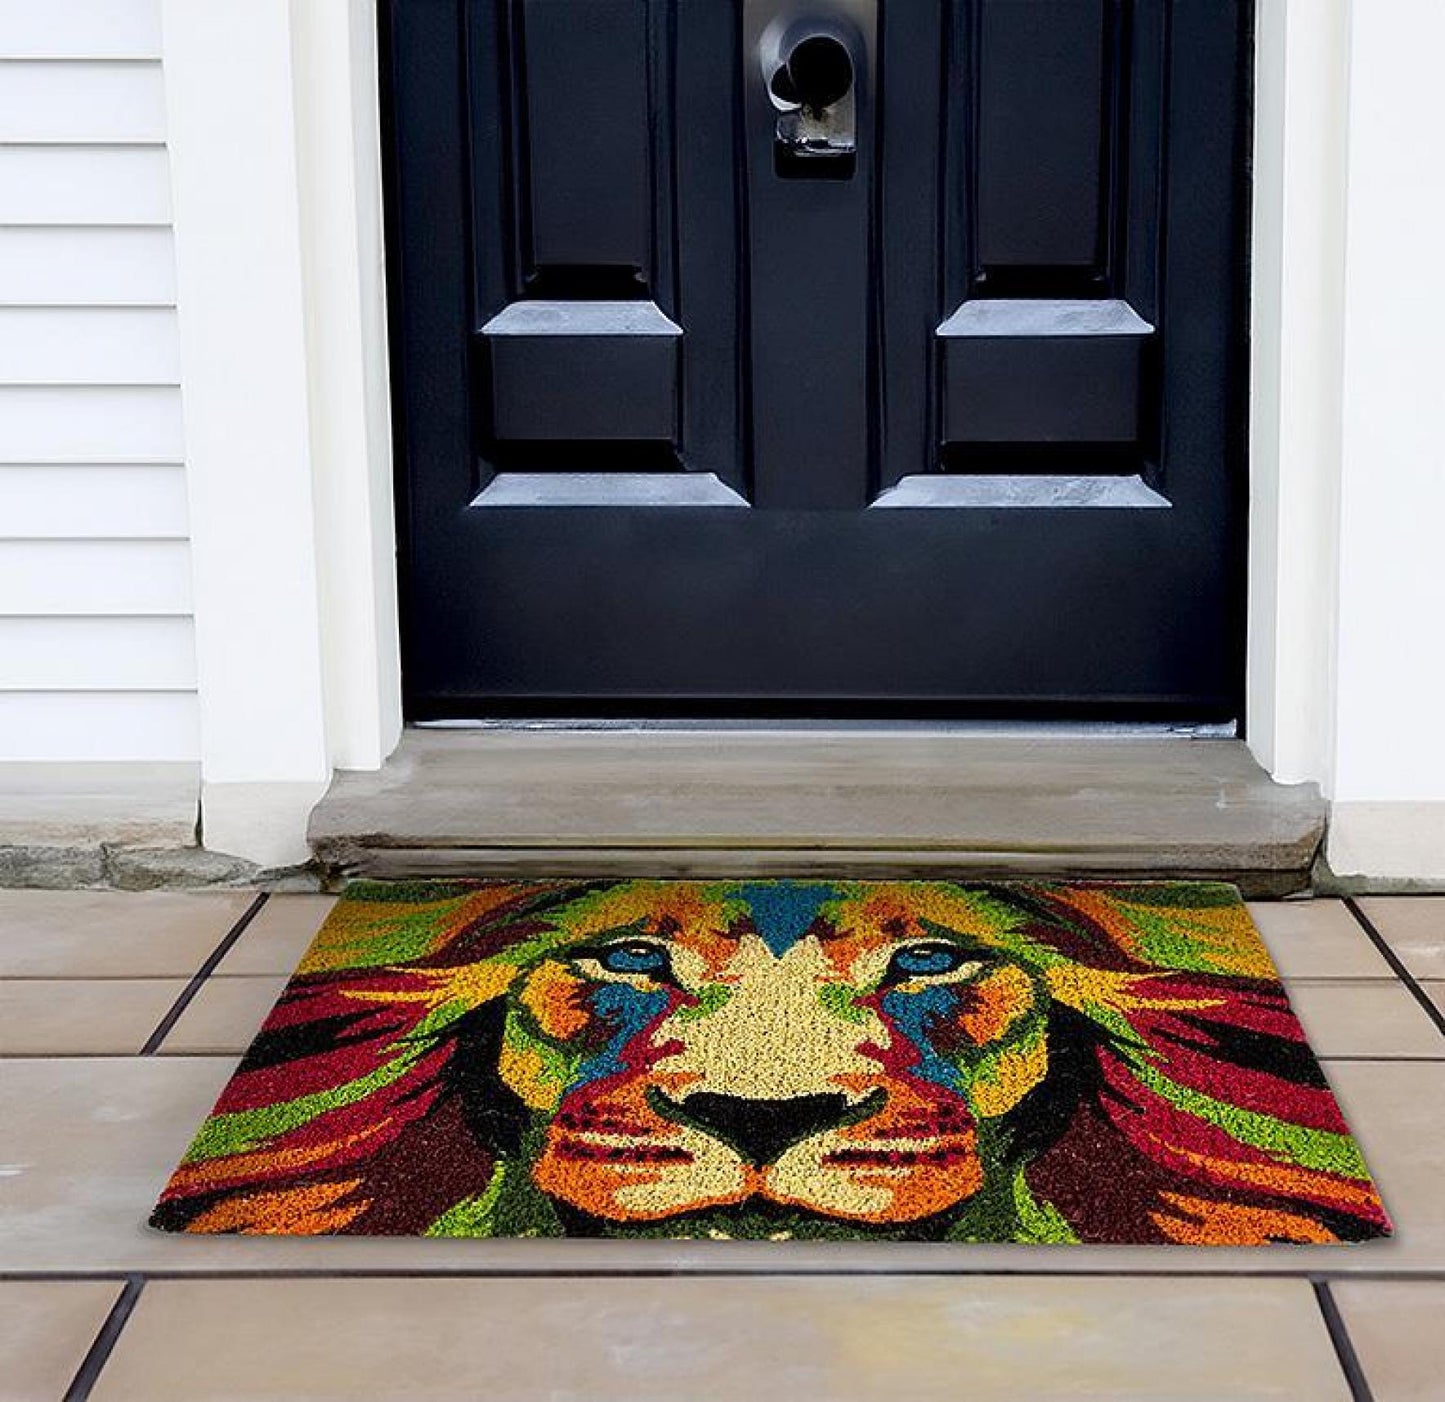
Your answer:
0,0 -> 197,761
0,693 -> 199,762
0,616 -> 195,690
0,540 -> 193,615
0,464 -> 187,537
0,308 -> 180,384
0,228 -> 177,305
0,147 -> 172,224
0,62 -> 167,143
0,3 -> 162,60
0,387 -> 184,461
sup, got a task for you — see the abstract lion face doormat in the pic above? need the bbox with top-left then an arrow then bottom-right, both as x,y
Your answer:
151,880 -> 1391,1245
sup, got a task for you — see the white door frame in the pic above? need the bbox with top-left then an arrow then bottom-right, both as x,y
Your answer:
1248,0 -> 1445,881
163,0 -> 400,866
162,0 -> 1434,878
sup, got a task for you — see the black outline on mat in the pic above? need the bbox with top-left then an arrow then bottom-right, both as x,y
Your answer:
139,894 -> 270,1055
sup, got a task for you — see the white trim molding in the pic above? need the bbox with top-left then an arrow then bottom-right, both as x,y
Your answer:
292,0 -> 403,773
161,0 -> 399,867
1247,0 -> 1445,883
1245,0 -> 1350,789
1322,0 -> 1445,882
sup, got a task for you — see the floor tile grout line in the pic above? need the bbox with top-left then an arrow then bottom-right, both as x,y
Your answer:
1344,897 -> 1445,1041
2,1051 -> 257,1060
11,1270 -> 1413,1399
1311,1054 -> 1445,1062
2,1052 -> 247,1060
62,1274 -> 144,1402
138,893 -> 270,1056
9,1267 -> 1445,1283
2,973 -> 288,982
1312,1280 -> 1376,1402
1,975 -> 188,983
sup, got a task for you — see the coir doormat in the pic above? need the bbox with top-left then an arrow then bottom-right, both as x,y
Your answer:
151,880 -> 1391,1244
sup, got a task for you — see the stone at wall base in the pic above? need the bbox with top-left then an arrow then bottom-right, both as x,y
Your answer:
0,842 -> 319,892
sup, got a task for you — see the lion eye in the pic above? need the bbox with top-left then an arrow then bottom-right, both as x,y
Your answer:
595,941 -> 672,978
886,943 -> 979,981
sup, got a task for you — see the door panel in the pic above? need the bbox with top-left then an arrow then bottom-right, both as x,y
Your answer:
516,0 -> 653,278
974,0 -> 1111,276
383,0 -> 1249,715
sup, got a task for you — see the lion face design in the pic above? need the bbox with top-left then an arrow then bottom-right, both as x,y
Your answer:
501,883 -> 1047,1224
152,879 -> 1392,1245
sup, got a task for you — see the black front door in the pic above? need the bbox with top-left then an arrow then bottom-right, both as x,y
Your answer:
383,0 -> 1250,717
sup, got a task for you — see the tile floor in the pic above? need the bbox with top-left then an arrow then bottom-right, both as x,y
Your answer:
1,890 -> 1442,1400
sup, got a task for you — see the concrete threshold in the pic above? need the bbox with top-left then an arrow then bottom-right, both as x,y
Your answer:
309,729 -> 1326,897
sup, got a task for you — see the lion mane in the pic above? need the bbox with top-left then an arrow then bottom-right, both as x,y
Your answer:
151,880 -> 1390,1244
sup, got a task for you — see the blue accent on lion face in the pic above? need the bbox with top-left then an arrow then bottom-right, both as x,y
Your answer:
735,881 -> 840,957
572,981 -> 671,1087
881,984 -> 968,1094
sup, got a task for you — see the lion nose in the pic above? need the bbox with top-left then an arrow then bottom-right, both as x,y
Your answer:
668,1092 -> 855,1168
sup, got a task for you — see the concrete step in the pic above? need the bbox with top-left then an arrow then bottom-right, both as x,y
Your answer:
308,729 -> 1326,897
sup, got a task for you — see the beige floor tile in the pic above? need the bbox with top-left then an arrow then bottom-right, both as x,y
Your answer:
1286,979 -> 1445,1058
0,978 -> 185,1055
88,1276 -> 1348,1402
157,975 -> 288,1055
1423,982 -> 1445,1018
0,1055 -> 1428,1274
1331,1280 -> 1445,1402
1247,899 -> 1392,978
213,894 -> 335,976
0,1280 -> 121,1402
1355,897 -> 1445,979
0,890 -> 252,978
